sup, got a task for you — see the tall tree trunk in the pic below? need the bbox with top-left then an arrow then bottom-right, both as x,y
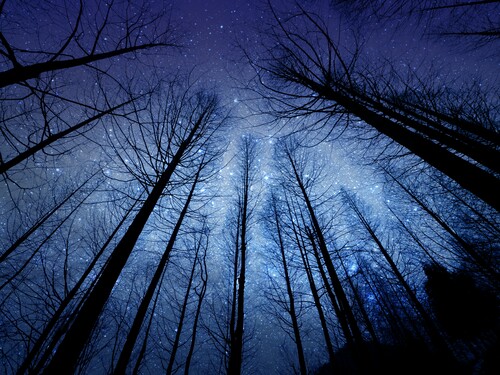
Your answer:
272,200 -> 308,375
338,255 -> 379,344
131,272 -> 165,375
344,193 -> 452,355
165,235 -> 203,375
184,244 -> 208,375
228,212 -> 240,368
303,77 -> 500,211
304,225 -> 354,346
41,109 -> 207,375
287,151 -> 364,346
113,165 -> 202,375
290,216 -> 336,366
351,87 -> 500,174
227,140 -> 253,375
17,197 -> 140,374
227,210 -> 247,374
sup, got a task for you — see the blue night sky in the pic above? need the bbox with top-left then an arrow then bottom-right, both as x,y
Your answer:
0,1 -> 499,374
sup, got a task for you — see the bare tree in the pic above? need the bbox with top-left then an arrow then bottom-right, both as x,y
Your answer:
0,0 -> 178,181
0,0 -> 176,88
251,5 -> 500,211
165,228 -> 209,375
291,204 -> 337,367
16,196 -> 141,374
342,190 -> 452,357
40,85 -> 224,374
278,142 -> 364,348
183,232 -> 209,375
263,194 -> 308,375
384,169 -> 500,284
226,136 -> 259,375
112,158 -> 209,375
0,178 -> 101,293
0,97 -> 137,175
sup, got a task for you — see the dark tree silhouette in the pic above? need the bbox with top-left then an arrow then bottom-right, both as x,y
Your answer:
165,229 -> 209,375
0,169 -> 101,263
112,160 -> 206,375
0,178 -> 101,293
0,0 -> 178,181
184,233 -> 209,375
41,87 -> 223,374
263,194 -> 308,375
0,98 -> 137,175
0,0 -> 176,89
226,136 -> 258,375
295,217 -> 337,367
279,142 -> 364,348
17,197 -> 141,374
251,5 -> 500,211
1,1 -> 498,374
342,190 -> 451,356
385,168 -> 500,284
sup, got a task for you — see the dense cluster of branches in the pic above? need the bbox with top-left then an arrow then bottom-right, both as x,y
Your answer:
0,1 -> 498,375
0,1 -> 227,374
247,3 -> 498,373
331,0 -> 500,51
260,140 -> 498,374
251,3 -> 499,210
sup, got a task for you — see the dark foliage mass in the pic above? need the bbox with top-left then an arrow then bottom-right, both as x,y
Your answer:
0,1 -> 498,374
424,264 -> 498,339
314,340 -> 467,375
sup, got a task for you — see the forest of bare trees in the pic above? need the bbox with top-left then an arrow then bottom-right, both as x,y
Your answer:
1,1 -> 498,374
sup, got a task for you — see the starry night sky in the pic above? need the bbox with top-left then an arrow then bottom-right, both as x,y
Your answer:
173,0 -> 498,87
1,0 -> 499,374
170,0 -> 498,211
